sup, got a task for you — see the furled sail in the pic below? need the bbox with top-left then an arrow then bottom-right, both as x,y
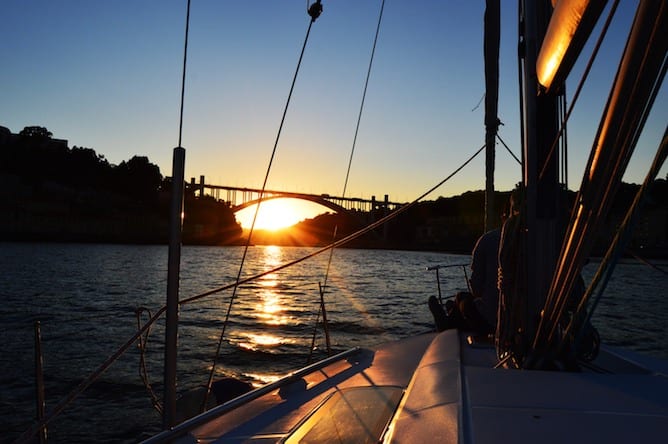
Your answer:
484,0 -> 500,231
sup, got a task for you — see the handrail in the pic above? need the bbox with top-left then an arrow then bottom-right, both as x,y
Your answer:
140,347 -> 361,444
13,307 -> 166,444
427,263 -> 470,303
426,263 -> 469,271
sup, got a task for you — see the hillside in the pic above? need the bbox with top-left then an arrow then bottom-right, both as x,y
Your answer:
1,125 -> 666,256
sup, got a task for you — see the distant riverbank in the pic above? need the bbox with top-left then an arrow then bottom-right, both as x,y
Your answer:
3,125 -> 666,257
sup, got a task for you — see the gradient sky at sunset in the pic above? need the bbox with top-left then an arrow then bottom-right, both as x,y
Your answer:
2,1 -> 666,225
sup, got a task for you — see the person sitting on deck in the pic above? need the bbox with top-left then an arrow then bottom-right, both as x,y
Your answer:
428,202 -> 509,335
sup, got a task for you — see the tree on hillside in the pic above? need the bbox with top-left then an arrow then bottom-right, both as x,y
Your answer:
116,155 -> 163,200
68,146 -> 113,188
19,126 -> 53,139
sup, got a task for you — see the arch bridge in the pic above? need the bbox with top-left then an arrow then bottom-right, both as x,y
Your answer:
186,176 -> 404,214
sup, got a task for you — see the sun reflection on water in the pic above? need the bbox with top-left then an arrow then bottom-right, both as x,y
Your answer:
253,247 -> 292,328
255,290 -> 292,325
236,332 -> 296,352
244,373 -> 282,386
244,246 -> 295,349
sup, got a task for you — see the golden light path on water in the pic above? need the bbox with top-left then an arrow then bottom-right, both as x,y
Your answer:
242,246 -> 293,351
205,245 -> 386,385
200,246 -> 299,385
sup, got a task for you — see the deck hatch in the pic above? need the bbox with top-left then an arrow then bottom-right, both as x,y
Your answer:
283,386 -> 403,444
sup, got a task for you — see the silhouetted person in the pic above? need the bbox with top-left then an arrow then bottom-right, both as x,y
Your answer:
463,225 -> 503,334
428,203 -> 508,335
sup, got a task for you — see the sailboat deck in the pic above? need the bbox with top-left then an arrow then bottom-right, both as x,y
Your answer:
176,333 -> 436,443
169,329 -> 668,443
395,330 -> 668,444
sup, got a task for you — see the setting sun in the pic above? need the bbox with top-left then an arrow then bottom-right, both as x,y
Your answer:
235,198 -> 326,231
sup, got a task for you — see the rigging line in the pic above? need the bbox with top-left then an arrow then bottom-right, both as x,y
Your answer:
561,93 -> 569,187
495,134 -> 522,165
541,28 -> 667,350
14,307 -> 166,444
560,125 -> 668,355
16,144 -> 486,442
538,0 -> 619,182
557,93 -> 565,185
564,6 -> 668,350
177,0 -> 191,148
313,0 -> 386,357
471,93 -> 485,112
517,0 -> 526,184
135,307 -> 163,414
307,283 -> 331,363
180,144 -> 486,308
15,2 -> 196,438
627,250 -> 667,275
544,45 -> 667,348
202,9 -> 321,411
341,0 -> 384,199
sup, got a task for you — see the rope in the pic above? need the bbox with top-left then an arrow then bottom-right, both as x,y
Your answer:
559,93 -> 568,187
560,125 -> 667,358
201,4 -> 323,411
516,0 -> 526,183
529,0 -> 621,363
135,307 -> 163,414
342,0 -> 384,199
307,282 -> 332,363
14,142 -> 485,442
627,250 -> 668,275
495,134 -> 522,165
533,0 -> 667,363
14,0 -> 195,438
13,308 -> 166,444
177,0 -> 191,147
309,0 -> 386,361
17,0 -> 485,436
181,143 -> 486,308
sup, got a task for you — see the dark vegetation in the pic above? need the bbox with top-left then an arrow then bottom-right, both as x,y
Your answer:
0,126 -> 242,245
266,183 -> 667,258
1,125 -> 666,256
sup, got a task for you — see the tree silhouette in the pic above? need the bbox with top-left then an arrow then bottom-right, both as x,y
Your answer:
69,146 -> 113,189
19,126 -> 53,139
115,155 -> 163,200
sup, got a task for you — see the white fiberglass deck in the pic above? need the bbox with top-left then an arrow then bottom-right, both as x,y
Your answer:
390,330 -> 668,444
161,329 -> 668,443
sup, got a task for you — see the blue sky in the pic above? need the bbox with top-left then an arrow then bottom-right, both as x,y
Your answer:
2,1 -> 666,211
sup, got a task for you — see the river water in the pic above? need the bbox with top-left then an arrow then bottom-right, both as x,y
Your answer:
1,242 -> 667,442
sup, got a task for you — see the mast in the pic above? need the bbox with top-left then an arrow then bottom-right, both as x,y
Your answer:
484,0 -> 500,232
496,0 -> 559,368
518,0 -> 561,361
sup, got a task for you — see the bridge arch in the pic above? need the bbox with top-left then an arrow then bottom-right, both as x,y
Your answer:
232,194 -> 348,214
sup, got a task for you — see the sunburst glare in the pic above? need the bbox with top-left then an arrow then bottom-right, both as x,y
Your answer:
235,199 -> 325,231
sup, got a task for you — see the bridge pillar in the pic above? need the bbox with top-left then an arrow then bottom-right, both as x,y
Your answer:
383,195 -> 390,241
199,175 -> 205,198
